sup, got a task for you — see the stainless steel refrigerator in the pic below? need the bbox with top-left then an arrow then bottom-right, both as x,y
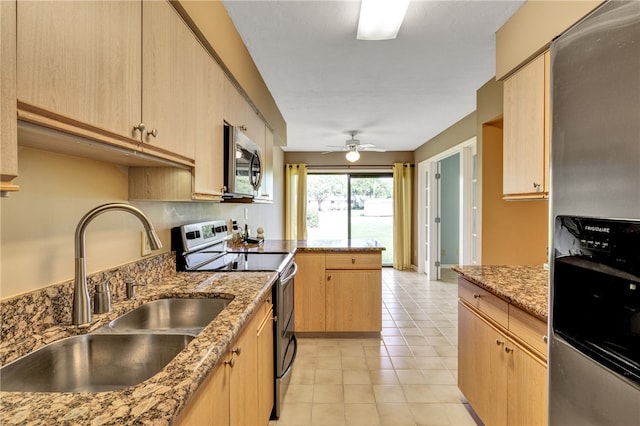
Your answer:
549,1 -> 640,424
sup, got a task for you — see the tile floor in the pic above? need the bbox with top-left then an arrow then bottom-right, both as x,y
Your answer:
270,268 -> 479,426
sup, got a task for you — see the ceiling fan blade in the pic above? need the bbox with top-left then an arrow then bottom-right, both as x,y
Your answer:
358,143 -> 376,148
363,147 -> 387,152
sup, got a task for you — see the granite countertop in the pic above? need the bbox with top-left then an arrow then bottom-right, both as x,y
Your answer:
451,265 -> 549,322
297,239 -> 385,252
224,239 -> 385,253
0,271 -> 278,425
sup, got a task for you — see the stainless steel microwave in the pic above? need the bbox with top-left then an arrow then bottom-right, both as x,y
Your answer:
223,124 -> 263,199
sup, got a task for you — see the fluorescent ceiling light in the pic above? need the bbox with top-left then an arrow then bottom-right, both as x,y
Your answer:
346,150 -> 360,162
357,0 -> 410,41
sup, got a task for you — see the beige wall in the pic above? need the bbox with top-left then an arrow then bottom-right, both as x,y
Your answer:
284,151 -> 413,167
0,146 -> 285,299
477,80 -> 548,265
496,0 -> 602,79
414,112 -> 476,165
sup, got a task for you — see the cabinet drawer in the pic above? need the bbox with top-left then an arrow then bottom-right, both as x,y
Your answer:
459,278 -> 508,328
325,252 -> 381,270
509,305 -> 548,359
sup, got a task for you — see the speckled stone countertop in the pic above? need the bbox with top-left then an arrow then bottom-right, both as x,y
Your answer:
224,239 -> 385,253
296,239 -> 385,252
451,265 -> 549,322
0,271 -> 277,425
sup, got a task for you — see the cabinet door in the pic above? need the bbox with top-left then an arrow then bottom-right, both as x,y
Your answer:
257,306 -> 275,423
506,342 -> 547,426
1,0 -> 18,194
229,310 -> 259,426
175,358 -> 230,426
192,42 -> 225,199
223,78 -> 245,127
256,126 -> 274,201
325,269 -> 382,332
294,253 -> 326,332
458,302 -> 508,426
17,0 -> 141,140
141,0 -> 197,160
503,52 -> 549,199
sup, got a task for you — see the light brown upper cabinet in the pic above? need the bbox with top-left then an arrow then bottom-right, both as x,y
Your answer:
503,51 -> 550,200
1,0 -> 18,195
256,127 -> 274,202
16,0 -> 196,167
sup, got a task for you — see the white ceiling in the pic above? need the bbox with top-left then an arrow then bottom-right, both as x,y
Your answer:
222,0 -> 525,152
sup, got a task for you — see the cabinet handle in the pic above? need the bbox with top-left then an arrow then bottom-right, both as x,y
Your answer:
473,293 -> 481,299
533,182 -> 541,190
496,339 -> 505,346
327,275 -> 331,281
351,258 -> 356,264
272,315 -> 278,323
133,123 -> 146,135
504,346 -> 514,354
224,358 -> 235,367
231,347 -> 242,356
146,128 -> 158,139
543,335 -> 548,344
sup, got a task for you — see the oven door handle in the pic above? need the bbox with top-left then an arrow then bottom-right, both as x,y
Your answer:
281,334 -> 298,376
280,262 -> 298,286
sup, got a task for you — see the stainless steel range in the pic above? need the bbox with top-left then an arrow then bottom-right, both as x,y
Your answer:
172,220 -> 297,420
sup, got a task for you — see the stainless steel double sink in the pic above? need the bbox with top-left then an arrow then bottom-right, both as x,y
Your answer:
0,297 -> 232,393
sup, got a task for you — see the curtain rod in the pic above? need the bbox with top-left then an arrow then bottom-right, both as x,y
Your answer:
306,164 -> 408,169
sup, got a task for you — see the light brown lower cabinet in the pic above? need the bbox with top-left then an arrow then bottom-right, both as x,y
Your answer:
295,252 -> 382,333
458,302 -> 547,426
176,298 -> 273,426
325,269 -> 382,332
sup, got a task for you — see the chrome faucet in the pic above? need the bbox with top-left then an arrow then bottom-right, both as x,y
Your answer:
73,203 -> 163,325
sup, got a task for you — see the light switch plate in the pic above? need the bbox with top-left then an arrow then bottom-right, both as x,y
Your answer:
141,231 -> 151,256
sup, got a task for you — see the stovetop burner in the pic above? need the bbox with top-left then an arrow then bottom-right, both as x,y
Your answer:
172,221 -> 292,273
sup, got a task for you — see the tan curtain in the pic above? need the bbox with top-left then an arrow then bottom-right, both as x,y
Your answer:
284,163 -> 308,240
393,163 -> 413,270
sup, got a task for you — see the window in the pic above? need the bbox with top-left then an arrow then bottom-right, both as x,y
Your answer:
307,173 -> 393,265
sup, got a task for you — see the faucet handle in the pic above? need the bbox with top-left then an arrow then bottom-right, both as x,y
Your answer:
125,278 -> 146,300
93,281 -> 111,314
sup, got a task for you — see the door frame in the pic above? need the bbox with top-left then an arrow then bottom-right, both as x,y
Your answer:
417,137 -> 478,278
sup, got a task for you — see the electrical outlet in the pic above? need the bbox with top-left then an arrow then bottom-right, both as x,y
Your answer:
141,231 -> 151,256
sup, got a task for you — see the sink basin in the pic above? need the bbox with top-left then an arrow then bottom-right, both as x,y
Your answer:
96,297 -> 233,335
0,333 -> 194,393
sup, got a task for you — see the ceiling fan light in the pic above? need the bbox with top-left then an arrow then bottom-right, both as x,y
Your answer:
357,0 -> 410,41
346,150 -> 360,162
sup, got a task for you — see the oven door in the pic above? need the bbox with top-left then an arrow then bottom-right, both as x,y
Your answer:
273,260 -> 297,419
277,261 -> 297,378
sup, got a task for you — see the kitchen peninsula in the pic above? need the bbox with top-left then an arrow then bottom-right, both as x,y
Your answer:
224,238 -> 385,334
294,240 -> 384,335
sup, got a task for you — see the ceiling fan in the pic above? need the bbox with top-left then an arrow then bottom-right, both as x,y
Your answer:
325,131 -> 386,162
